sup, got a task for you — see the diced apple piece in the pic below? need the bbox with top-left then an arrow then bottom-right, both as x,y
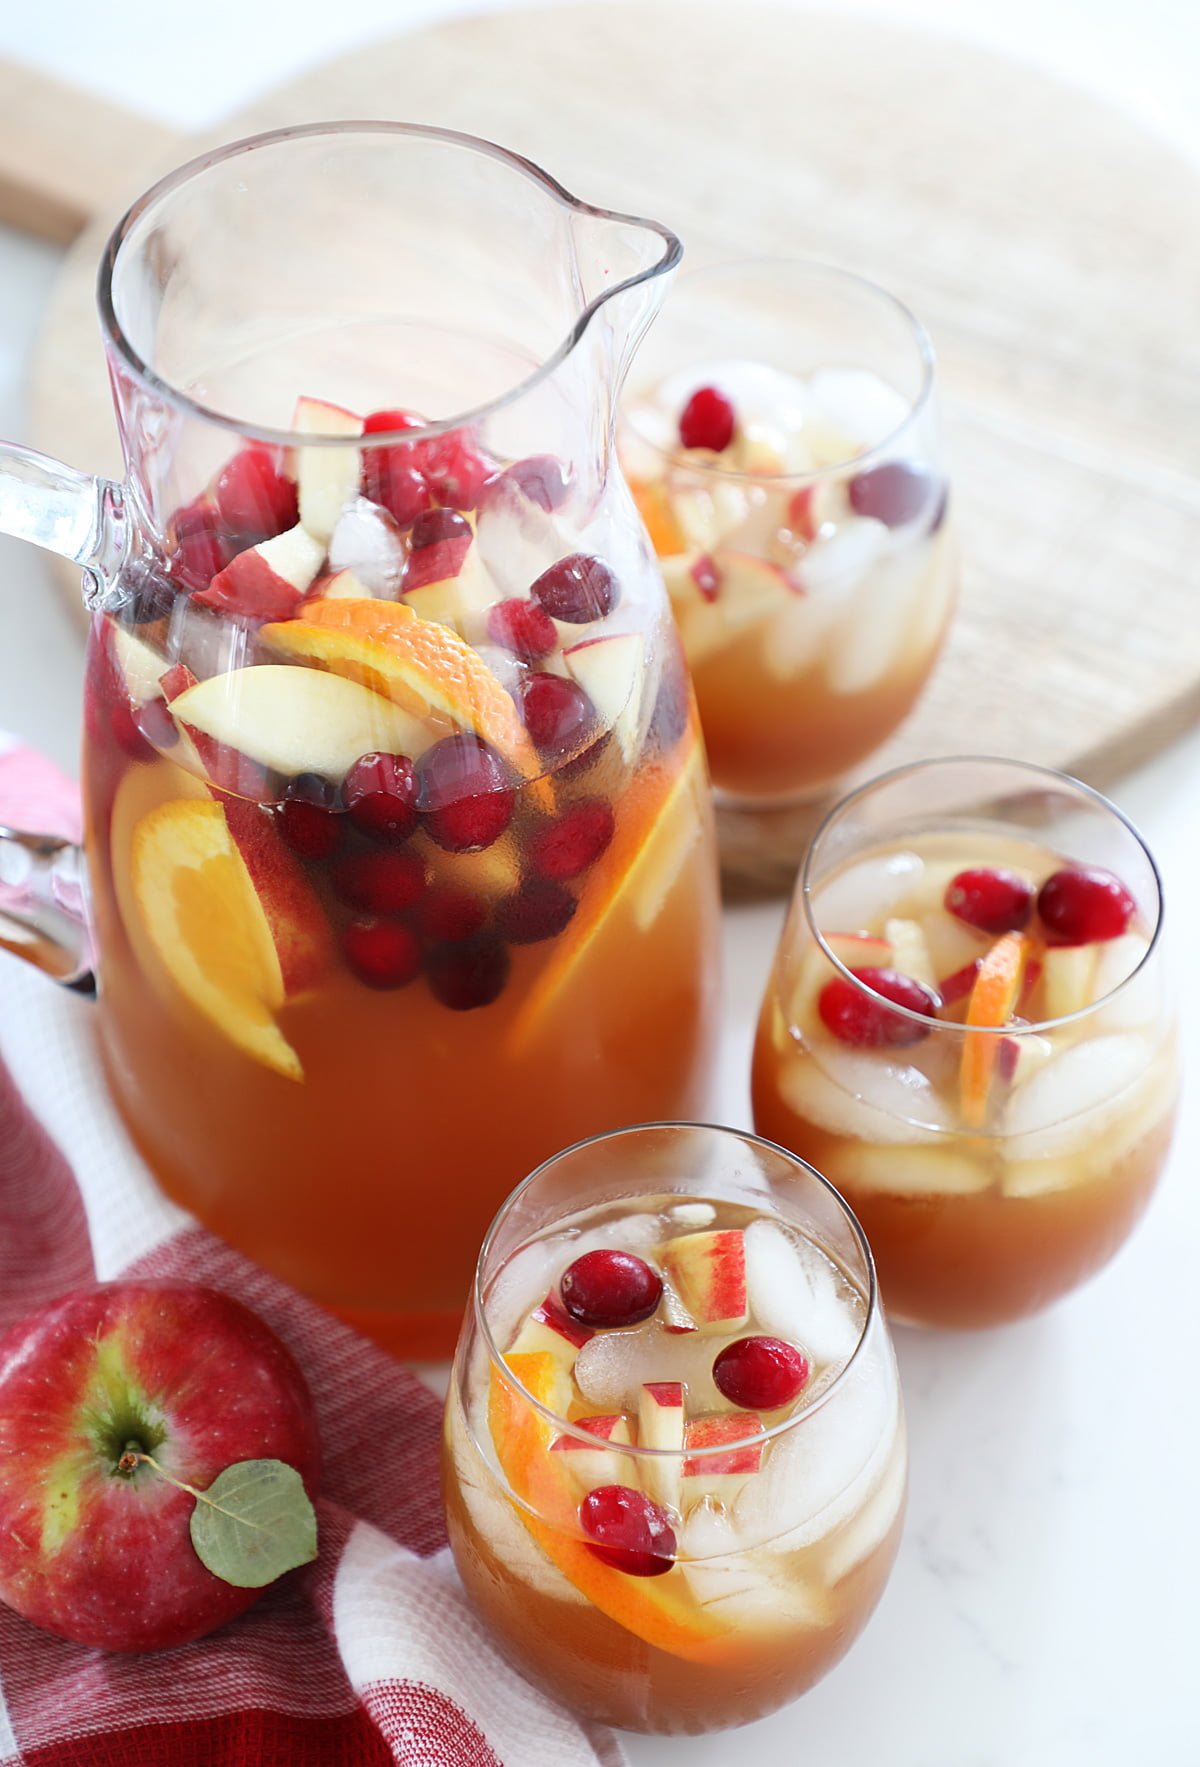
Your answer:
425,837 -> 521,902
683,1414 -> 764,1503
659,1279 -> 697,1335
785,932 -> 893,1039
661,1230 -> 747,1334
318,568 -> 375,601
171,663 -> 434,782
549,1414 -> 635,1494
510,1292 -> 593,1365
194,522 -> 325,621
111,626 -> 168,702
638,1382 -> 685,1512
402,546 -> 496,643
995,1032 -> 1054,1091
826,1142 -> 993,1197
672,551 -> 797,669
1040,943 -> 1099,1019
563,632 -> 647,763
883,916 -> 937,990
292,395 -> 363,543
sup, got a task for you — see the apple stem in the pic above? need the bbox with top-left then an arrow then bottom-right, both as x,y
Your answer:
117,1446 -> 203,1504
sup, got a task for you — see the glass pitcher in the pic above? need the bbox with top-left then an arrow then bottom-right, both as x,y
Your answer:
0,123 -> 721,1359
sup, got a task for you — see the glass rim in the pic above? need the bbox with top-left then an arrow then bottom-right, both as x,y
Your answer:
799,753 -> 1165,1039
474,1119 -> 880,1461
97,119 -> 682,452
621,254 -> 937,487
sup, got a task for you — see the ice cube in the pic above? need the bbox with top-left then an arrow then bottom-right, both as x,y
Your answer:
574,1321 -> 728,1413
451,1395 -> 585,1604
744,1221 -> 862,1369
798,516 -> 889,596
824,547 -> 929,696
328,497 -> 405,595
1002,1033 -> 1155,1155
811,850 -> 925,934
670,1202 -> 717,1228
821,1434 -> 908,1584
780,1046 -> 953,1144
806,369 -> 911,454
485,1237 -> 565,1352
679,1498 -> 829,1629
474,475 -> 577,600
1090,934 -> 1158,1033
760,592 -> 840,683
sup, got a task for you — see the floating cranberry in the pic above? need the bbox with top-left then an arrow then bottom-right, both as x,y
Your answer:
1037,866 -> 1136,944
409,431 -> 491,509
170,507 -> 233,593
214,447 -> 298,540
531,801 -> 615,881
426,932 -> 510,1010
713,1336 -> 811,1411
560,1248 -> 662,1328
278,798 -> 343,861
344,752 -> 419,846
944,867 -> 1035,934
132,695 -> 179,752
580,1485 -> 676,1578
520,673 -> 596,757
818,966 -> 937,1046
487,597 -> 558,662
410,507 -> 471,550
362,452 -> 432,529
497,454 -> 572,512
342,919 -> 422,989
332,850 -> 426,915
418,735 -> 516,853
362,408 -> 425,436
678,385 -> 735,453
418,887 -> 487,943
497,879 -> 576,945
847,461 -> 936,528
530,553 -> 619,624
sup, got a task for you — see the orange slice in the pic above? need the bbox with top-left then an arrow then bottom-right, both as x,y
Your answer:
631,480 -> 686,556
488,1351 -> 736,1663
507,733 -> 710,1055
960,932 -> 1031,1127
262,597 -> 541,781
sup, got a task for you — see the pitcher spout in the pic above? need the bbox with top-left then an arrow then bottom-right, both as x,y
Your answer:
569,205 -> 682,388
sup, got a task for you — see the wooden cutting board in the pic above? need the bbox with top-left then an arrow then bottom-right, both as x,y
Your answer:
5,3 -> 1200,892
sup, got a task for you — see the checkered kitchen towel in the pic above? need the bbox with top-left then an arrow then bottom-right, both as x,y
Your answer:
0,737 -> 625,1767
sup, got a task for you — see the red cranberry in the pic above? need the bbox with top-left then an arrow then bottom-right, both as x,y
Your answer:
847,461 -> 935,528
403,510 -> 474,592
214,447 -> 298,540
418,735 -> 516,852
332,850 -> 426,915
530,554 -> 619,624
487,598 -> 558,662
520,673 -> 596,757
1037,866 -> 1136,943
410,507 -> 471,550
426,933 -> 510,1010
560,1249 -> 662,1328
579,1486 -> 676,1577
417,887 -> 487,943
531,802 -> 615,881
408,431 -> 491,509
496,454 -> 572,512
818,966 -> 937,1046
343,752 -> 419,845
361,452 -> 432,528
362,408 -> 425,435
944,867 -> 1035,934
713,1336 -> 811,1411
497,880 -> 576,944
678,385 -> 736,453
278,798 -> 343,861
342,918 -> 421,989
132,695 -> 179,752
171,509 -> 233,593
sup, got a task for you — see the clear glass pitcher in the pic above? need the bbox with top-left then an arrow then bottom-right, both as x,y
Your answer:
0,123 -> 721,1358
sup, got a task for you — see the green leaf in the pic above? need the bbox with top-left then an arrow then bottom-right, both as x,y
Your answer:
188,1459 -> 318,1589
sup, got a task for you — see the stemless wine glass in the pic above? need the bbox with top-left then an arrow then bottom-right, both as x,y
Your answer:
621,258 -> 955,805
752,757 -> 1179,1328
443,1122 -> 906,1733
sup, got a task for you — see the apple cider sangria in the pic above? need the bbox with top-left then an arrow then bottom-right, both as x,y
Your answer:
622,261 -> 954,802
444,1123 -> 906,1733
752,759 -> 1178,1328
84,400 -> 720,1360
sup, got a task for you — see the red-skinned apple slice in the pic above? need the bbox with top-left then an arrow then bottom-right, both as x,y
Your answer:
638,1382 -> 685,1511
170,663 -> 434,781
682,1413 -> 764,1503
317,567 -> 375,601
563,631 -> 646,762
111,625 -> 169,702
672,551 -> 797,668
292,395 -> 363,542
661,1231 -> 748,1334
402,546 -> 496,643
194,523 -> 326,621
1038,943 -> 1099,1019
549,1414 -> 635,1493
511,1292 -> 593,1365
882,916 -> 938,991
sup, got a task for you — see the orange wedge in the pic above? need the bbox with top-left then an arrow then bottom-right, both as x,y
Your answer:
632,481 -> 686,557
488,1351 -> 736,1663
960,932 -> 1031,1127
507,733 -> 710,1056
262,597 -> 542,782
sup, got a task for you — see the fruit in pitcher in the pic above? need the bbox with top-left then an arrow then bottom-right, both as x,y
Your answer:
214,447 -> 299,541
292,396 -> 363,542
531,554 -> 620,624
563,633 -> 646,762
0,1281 -> 319,1651
193,524 -> 325,621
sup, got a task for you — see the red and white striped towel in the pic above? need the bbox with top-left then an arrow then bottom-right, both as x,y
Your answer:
0,741 -> 625,1767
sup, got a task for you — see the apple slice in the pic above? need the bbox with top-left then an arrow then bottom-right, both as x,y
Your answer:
317,567 -> 375,601
883,916 -> 938,991
510,1292 -> 593,1365
130,798 -> 325,1080
682,1414 -> 764,1503
292,395 -> 363,543
995,1032 -> 1054,1091
827,1142 -> 993,1197
194,523 -> 325,621
221,799 -> 332,995
563,631 -> 647,762
661,1231 -> 748,1334
638,1382 -> 685,1512
1039,943 -> 1099,1019
402,546 -> 497,643
111,625 -> 168,702
672,552 -> 796,668
171,663 -> 434,782
549,1414 -> 635,1494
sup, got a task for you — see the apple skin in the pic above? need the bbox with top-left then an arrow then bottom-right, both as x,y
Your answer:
0,1281 -> 320,1652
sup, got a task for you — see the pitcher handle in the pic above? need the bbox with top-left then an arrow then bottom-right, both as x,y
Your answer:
0,440 -> 130,607
0,826 -> 93,991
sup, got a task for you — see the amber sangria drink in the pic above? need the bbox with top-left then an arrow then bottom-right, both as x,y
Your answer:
752,758 -> 1177,1328
444,1123 -> 906,1733
622,261 -> 954,802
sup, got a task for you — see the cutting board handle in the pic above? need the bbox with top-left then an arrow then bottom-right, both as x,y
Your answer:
0,58 -> 182,245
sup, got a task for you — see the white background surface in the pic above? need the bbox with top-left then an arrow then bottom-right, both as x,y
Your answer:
0,3 -> 1197,1763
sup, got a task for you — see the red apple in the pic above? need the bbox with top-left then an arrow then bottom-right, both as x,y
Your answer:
660,1230 -> 749,1333
0,1281 -> 320,1652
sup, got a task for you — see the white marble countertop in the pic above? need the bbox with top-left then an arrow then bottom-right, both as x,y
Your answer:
0,3 -> 1197,1762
